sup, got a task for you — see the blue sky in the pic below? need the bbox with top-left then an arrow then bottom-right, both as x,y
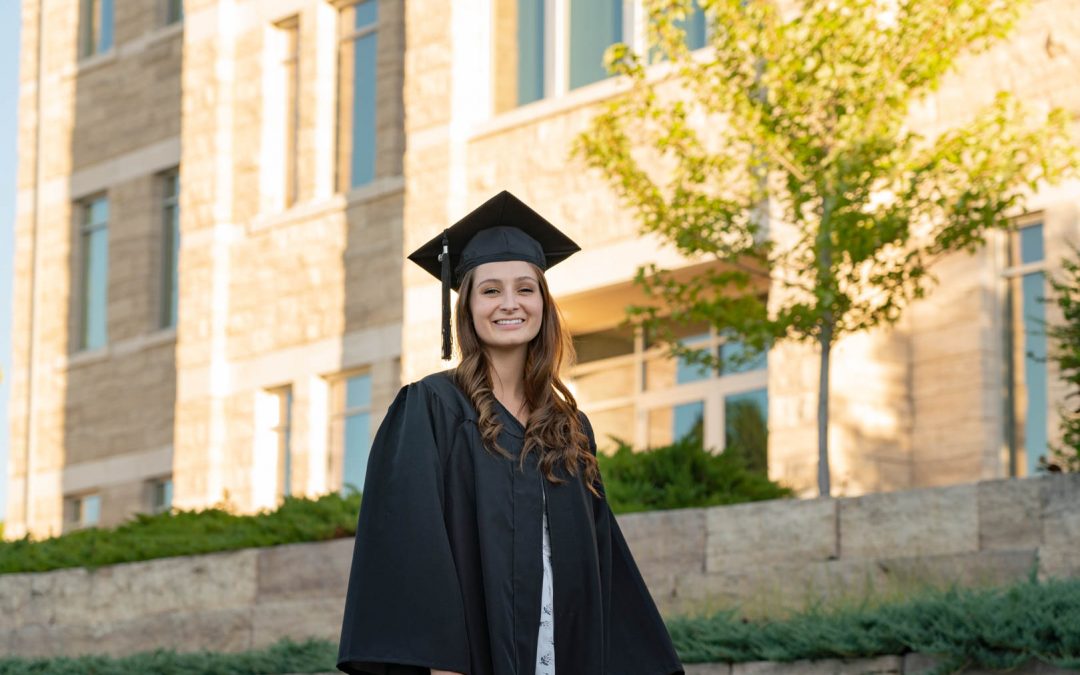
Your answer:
0,3 -> 21,523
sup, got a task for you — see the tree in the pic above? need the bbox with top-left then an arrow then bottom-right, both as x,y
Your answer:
1043,250 -> 1080,473
575,0 -> 1076,496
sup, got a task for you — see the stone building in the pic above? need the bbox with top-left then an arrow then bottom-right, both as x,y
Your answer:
6,0 -> 1079,538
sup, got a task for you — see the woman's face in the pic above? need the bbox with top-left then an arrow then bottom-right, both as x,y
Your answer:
469,260 -> 544,352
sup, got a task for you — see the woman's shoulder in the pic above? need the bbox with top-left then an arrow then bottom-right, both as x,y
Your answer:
407,369 -> 476,422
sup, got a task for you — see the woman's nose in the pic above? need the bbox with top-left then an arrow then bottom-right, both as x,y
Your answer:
500,291 -> 520,310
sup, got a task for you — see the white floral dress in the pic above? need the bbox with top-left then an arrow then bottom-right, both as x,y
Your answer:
535,496 -> 555,674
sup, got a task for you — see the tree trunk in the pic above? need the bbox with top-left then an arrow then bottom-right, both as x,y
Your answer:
817,325 -> 832,497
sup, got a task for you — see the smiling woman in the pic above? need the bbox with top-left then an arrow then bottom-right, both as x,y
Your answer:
467,261 -> 544,357
336,191 -> 683,675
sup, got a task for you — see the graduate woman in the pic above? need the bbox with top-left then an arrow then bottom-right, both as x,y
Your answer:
337,191 -> 683,675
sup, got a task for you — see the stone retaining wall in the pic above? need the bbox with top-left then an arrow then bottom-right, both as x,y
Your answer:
632,474 -> 1080,616
1,474 -> 1077,658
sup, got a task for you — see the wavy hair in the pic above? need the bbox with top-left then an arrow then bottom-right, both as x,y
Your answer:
453,265 -> 600,493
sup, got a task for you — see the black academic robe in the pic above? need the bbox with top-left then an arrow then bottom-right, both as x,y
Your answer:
337,371 -> 683,675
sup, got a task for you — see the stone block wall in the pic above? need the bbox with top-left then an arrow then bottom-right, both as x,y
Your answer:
1,474 -> 1076,659
619,474 -> 1080,617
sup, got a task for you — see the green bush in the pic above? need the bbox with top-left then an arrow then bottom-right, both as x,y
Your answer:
0,638 -> 335,675
597,433 -> 793,514
668,576 -> 1080,671
0,491 -> 361,575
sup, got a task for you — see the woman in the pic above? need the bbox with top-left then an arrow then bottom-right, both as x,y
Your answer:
337,191 -> 683,675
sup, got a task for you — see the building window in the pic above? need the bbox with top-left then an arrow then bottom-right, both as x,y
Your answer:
269,386 -> 294,498
148,477 -> 173,514
1004,221 -> 1048,477
277,17 -> 301,206
330,372 -> 373,493
160,170 -> 180,329
66,493 -> 102,529
516,0 -> 547,105
508,0 -> 706,108
569,0 -> 623,90
164,0 -> 184,25
571,322 -> 768,469
78,195 -> 109,351
337,1 -> 378,190
79,0 -> 115,57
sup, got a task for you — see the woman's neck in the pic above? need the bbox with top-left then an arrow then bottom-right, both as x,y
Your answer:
486,346 -> 528,420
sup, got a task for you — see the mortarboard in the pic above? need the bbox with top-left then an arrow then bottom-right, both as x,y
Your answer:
408,190 -> 581,360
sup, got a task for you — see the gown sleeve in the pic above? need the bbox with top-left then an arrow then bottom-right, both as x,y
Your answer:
583,414 -> 685,675
337,383 -> 470,675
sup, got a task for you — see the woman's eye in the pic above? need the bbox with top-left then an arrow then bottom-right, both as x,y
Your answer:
481,288 -> 499,295
518,287 -> 535,294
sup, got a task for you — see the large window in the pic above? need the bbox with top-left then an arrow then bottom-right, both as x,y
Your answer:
569,0 -> 623,90
571,322 -> 768,469
164,0 -> 184,26
160,170 -> 180,329
79,0 -> 115,57
278,17 -> 301,206
511,0 -> 706,107
516,0 -> 546,105
78,196 -> 109,351
330,372 -> 373,493
147,477 -> 173,514
337,1 -> 378,190
66,493 -> 102,529
269,386 -> 294,498
1004,221 -> 1048,476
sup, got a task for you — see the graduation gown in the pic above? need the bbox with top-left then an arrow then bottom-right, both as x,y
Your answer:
337,371 -> 684,675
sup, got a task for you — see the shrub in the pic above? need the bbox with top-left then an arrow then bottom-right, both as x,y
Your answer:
597,432 -> 793,514
0,638 -> 335,675
0,491 -> 361,575
668,576 -> 1080,670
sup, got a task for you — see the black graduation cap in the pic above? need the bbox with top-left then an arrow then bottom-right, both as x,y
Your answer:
408,190 -> 581,360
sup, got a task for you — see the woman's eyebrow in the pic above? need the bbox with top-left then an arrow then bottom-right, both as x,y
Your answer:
477,277 -> 538,285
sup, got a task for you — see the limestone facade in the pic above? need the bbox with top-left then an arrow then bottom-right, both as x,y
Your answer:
6,0 -> 1080,537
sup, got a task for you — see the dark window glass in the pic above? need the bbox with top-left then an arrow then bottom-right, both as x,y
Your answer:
517,0 -> 546,104
569,0 -> 622,90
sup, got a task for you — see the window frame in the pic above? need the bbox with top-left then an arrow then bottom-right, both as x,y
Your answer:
162,0 -> 184,26
66,492 -> 102,530
509,0 -> 707,109
1002,217 -> 1049,477
146,476 -> 174,514
276,16 -> 302,207
159,169 -> 180,330
570,323 -> 768,453
77,194 -> 110,352
79,0 -> 115,58
335,0 -> 380,192
268,385 -> 295,498
328,369 -> 375,494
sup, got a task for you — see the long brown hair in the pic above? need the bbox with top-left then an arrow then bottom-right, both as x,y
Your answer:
453,265 -> 600,493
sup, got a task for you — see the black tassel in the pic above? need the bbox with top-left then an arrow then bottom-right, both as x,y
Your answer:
439,231 -> 452,360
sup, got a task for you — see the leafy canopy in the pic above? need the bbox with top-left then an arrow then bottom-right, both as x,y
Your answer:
576,0 -> 1076,366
